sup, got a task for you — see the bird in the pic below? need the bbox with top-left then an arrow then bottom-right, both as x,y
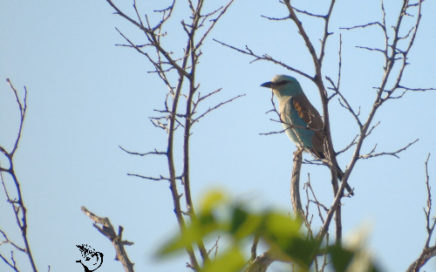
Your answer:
260,74 -> 353,195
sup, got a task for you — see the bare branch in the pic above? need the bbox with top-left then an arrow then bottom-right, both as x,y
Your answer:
126,173 -> 170,182
398,85 -> 436,92
0,229 -> 25,252
104,0 -> 239,266
424,155 -> 435,248
81,206 -> 134,272
326,76 -> 363,128
283,0 -> 320,69
336,135 -> 358,156
193,88 -> 222,108
250,235 -> 259,261
359,138 -> 419,159
407,153 -> 436,272
355,45 -> 386,54
119,146 -> 166,157
246,251 -> 274,272
1,79 -> 37,272
0,251 -> 19,272
303,178 -> 328,228
365,121 -> 380,138
293,6 -> 325,18
5,79 -> 27,156
208,236 -> 221,258
260,14 -> 289,21
302,159 -> 324,166
213,39 -> 313,81
105,0 -> 190,78
317,169 -> 350,241
340,21 -> 384,31
195,0 -> 235,50
192,93 -> 246,124
291,149 -> 304,217
258,129 -> 286,136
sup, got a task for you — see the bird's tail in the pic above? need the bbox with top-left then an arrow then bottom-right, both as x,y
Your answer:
337,167 -> 354,196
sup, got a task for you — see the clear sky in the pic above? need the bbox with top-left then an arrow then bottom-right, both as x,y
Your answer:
1,0 -> 436,271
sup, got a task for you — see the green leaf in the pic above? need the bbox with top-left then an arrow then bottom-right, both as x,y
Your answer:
261,212 -> 318,269
284,237 -> 319,268
202,247 -> 246,272
199,190 -> 228,213
156,213 -> 220,257
229,204 -> 262,240
329,245 -> 354,272
328,244 -> 382,272
263,211 -> 302,238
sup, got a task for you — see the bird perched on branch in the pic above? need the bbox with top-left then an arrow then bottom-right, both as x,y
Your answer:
261,75 -> 353,195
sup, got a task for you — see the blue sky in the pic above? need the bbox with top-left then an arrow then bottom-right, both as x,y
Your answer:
1,0 -> 436,271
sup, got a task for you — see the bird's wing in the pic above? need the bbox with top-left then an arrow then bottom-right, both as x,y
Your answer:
289,94 -> 326,158
290,94 -> 323,131
280,97 -> 310,148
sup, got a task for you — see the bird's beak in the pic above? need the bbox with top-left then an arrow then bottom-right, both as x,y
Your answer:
260,81 -> 273,88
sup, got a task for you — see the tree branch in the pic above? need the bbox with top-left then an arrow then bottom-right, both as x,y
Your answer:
406,154 -> 436,272
291,149 -> 304,217
0,79 -> 37,272
81,206 -> 134,272
359,138 -> 419,159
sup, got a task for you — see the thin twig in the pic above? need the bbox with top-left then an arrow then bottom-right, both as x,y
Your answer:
213,39 -> 313,81
359,138 -> 419,159
119,146 -> 167,157
0,79 -> 37,272
406,154 -> 436,272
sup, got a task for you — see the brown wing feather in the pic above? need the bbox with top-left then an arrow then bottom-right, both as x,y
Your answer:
292,95 -> 326,159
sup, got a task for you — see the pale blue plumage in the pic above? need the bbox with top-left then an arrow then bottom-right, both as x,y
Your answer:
261,75 -> 325,159
281,95 -> 316,150
261,75 -> 353,194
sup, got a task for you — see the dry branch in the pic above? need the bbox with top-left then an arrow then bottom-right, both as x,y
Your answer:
81,206 -> 134,272
0,79 -> 37,272
407,154 -> 436,272
291,149 -> 304,217
104,0 -> 237,269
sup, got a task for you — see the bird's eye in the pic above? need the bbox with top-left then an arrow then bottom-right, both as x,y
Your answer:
274,80 -> 289,86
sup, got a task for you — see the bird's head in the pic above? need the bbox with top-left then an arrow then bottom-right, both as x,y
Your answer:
260,75 -> 303,98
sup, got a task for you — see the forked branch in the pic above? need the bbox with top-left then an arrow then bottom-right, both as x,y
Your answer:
0,79 -> 37,272
81,206 -> 134,272
407,154 -> 436,272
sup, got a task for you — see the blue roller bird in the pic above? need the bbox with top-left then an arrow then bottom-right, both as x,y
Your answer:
261,75 -> 353,195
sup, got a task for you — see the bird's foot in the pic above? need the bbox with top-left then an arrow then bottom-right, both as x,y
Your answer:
294,148 -> 304,157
